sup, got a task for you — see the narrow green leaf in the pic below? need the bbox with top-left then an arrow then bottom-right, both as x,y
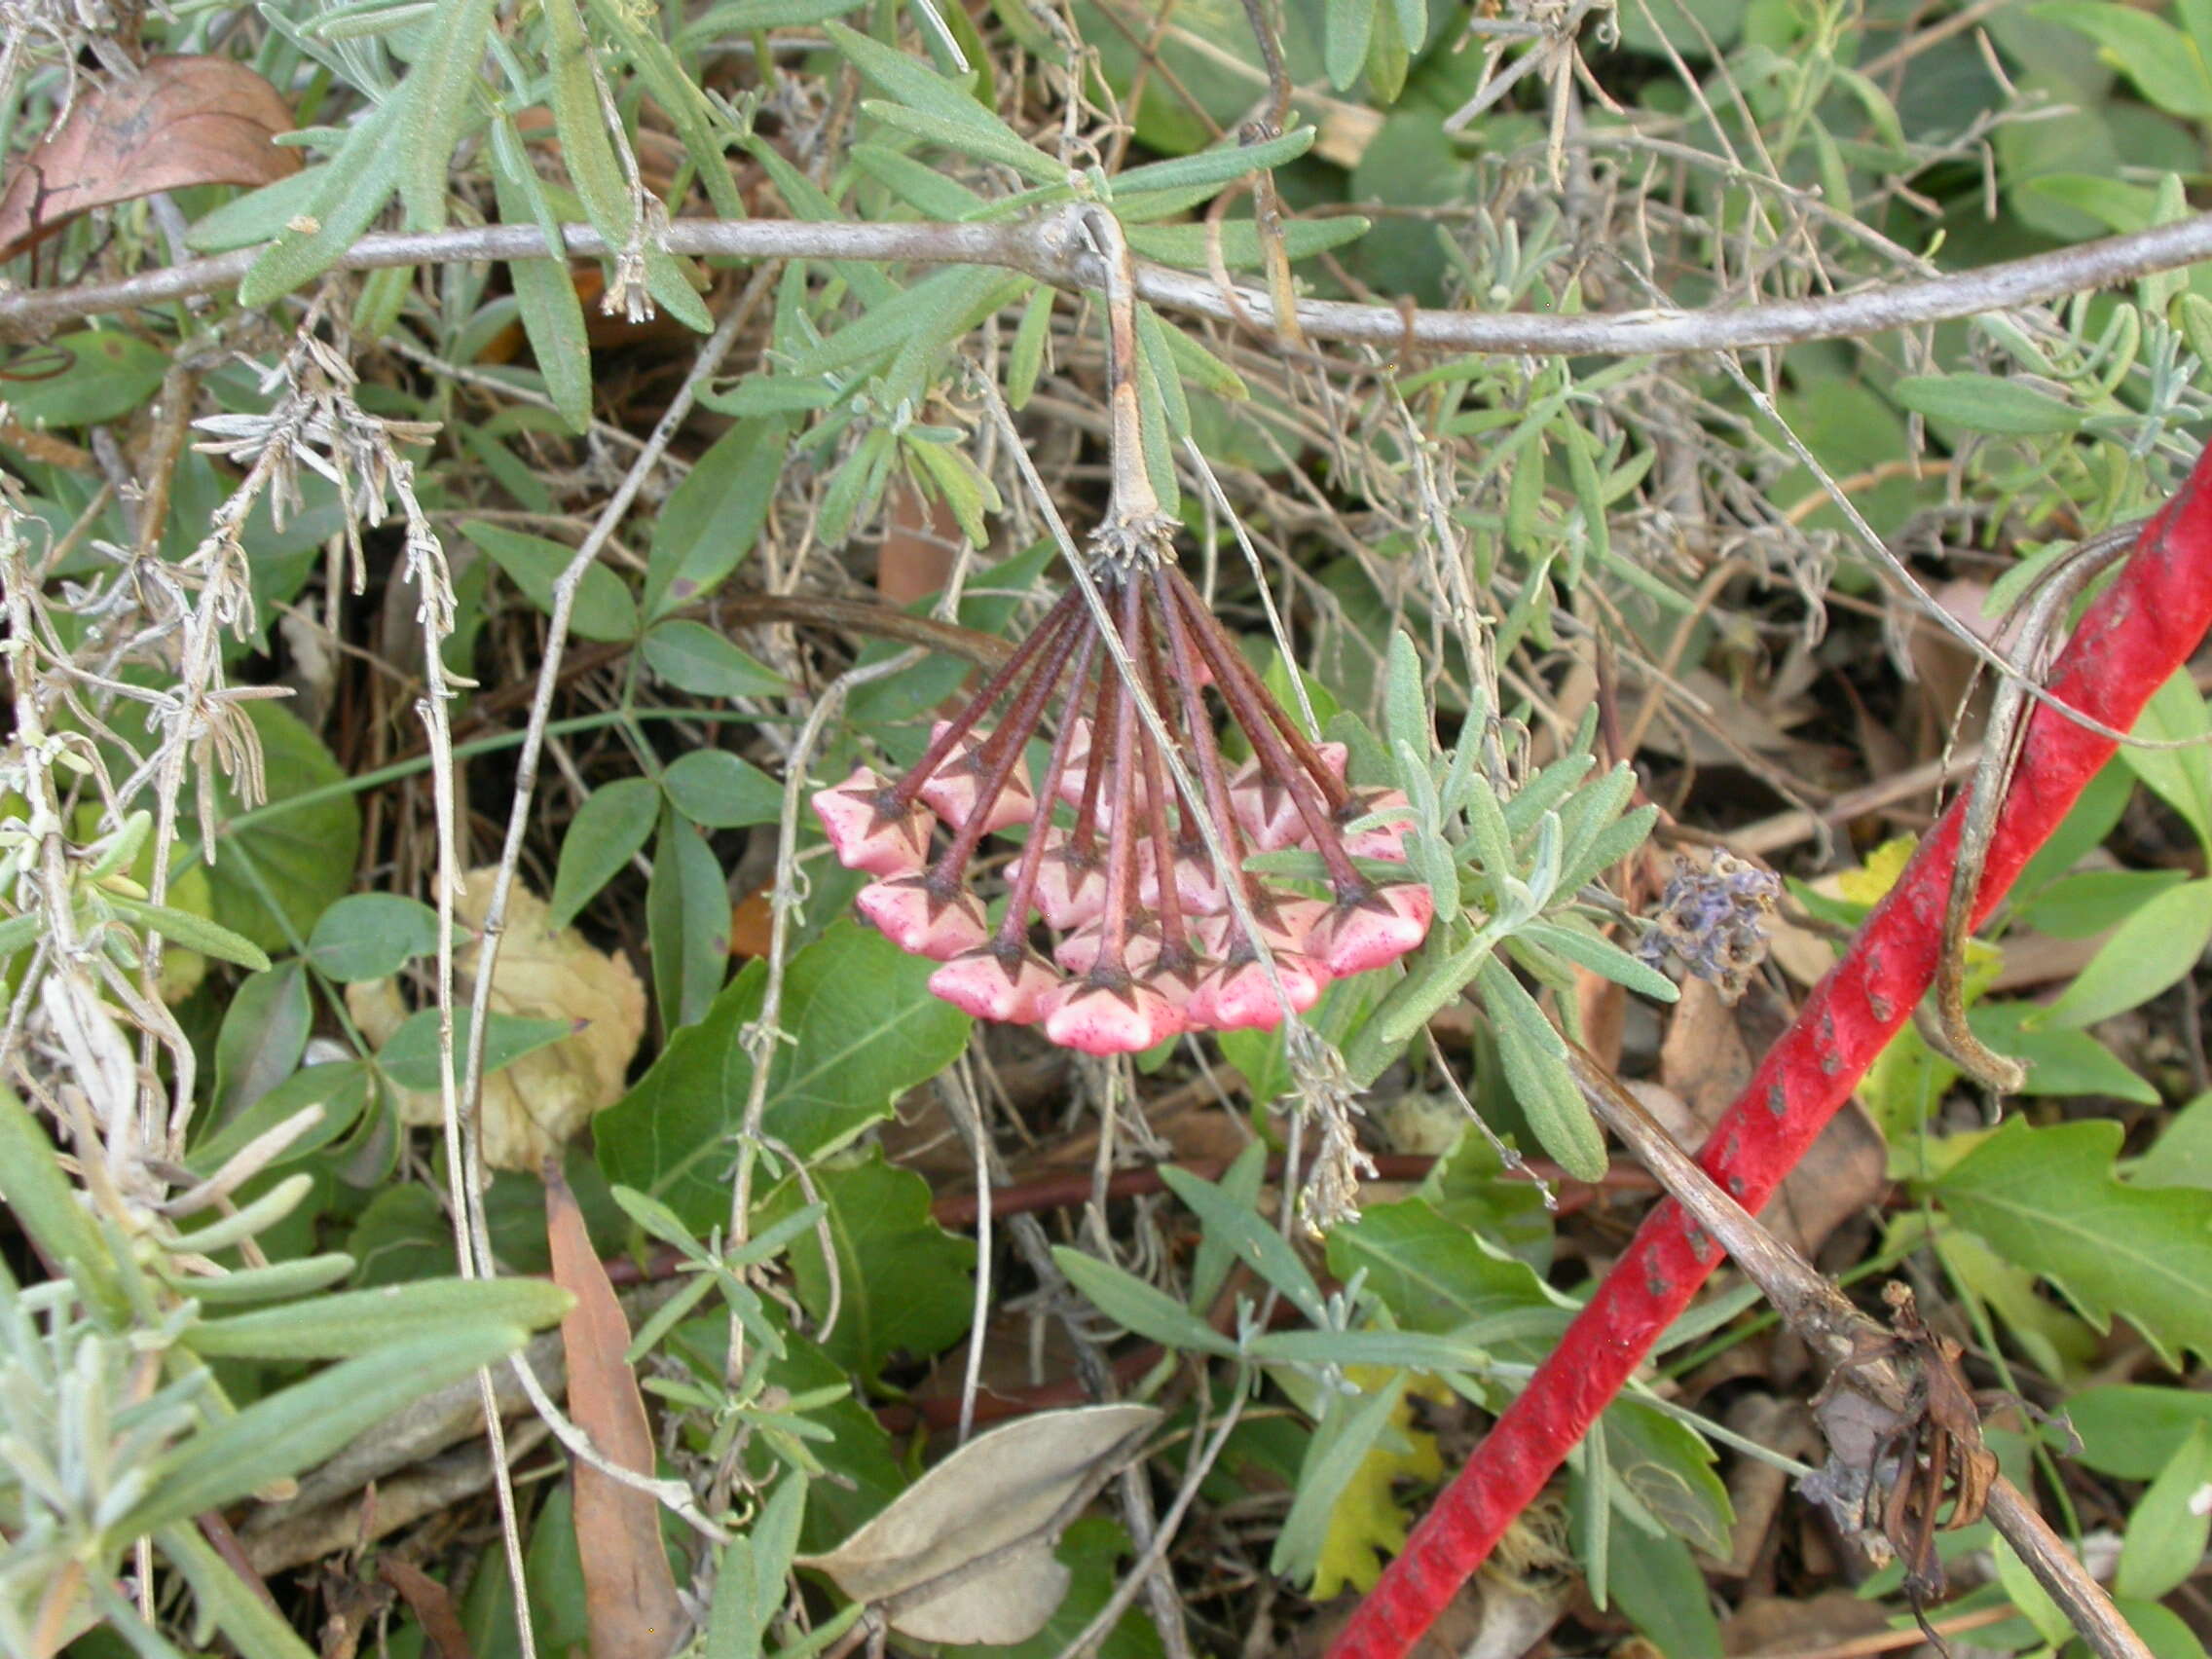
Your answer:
158,1524 -> 317,1659
645,419 -> 790,617
396,0 -> 496,227
240,105 -> 405,306
1479,958 -> 1605,1180
104,893 -> 272,973
1270,1373 -> 1407,1581
1160,1165 -> 1327,1325
828,21 -> 1062,181
0,1083 -> 121,1312
492,139 -> 594,434
1111,127 -> 1316,195
113,1324 -> 529,1538
647,809 -> 729,1030
1051,1247 -> 1239,1355
640,621 -> 789,700
184,1277 -> 572,1359
1894,373 -> 2084,436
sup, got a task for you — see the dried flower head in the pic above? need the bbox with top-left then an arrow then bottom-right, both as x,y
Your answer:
812,553 -> 1434,1055
1638,850 -> 1781,1004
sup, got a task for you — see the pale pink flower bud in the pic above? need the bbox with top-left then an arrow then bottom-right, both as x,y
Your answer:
918,722 -> 1036,834
855,876 -> 989,961
929,945 -> 1061,1023
1341,788 -> 1414,863
1312,882 -> 1435,977
1137,842 -> 1228,914
1043,978 -> 1187,1055
812,766 -> 931,877
1033,841 -> 1110,930
1229,743 -> 1346,850
1186,955 -> 1327,1032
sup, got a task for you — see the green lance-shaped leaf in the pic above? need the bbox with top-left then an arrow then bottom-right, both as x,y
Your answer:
184,1278 -> 573,1360
1479,958 -> 1607,1180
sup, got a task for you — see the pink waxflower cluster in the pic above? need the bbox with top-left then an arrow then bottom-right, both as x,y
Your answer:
811,564 -> 1436,1055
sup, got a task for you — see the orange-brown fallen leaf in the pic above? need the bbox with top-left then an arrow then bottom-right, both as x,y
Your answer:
0,56 -> 299,261
546,1163 -> 685,1659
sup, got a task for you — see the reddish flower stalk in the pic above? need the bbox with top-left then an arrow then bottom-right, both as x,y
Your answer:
1331,447 -> 2212,1659
813,554 -> 1435,1053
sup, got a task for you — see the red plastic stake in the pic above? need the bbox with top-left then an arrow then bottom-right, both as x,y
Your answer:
1330,446 -> 2212,1659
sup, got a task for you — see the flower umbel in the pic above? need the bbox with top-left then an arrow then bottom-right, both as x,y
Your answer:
811,558 -> 1434,1054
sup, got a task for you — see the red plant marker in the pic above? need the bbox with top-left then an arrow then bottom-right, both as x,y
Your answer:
1331,446 -> 2212,1659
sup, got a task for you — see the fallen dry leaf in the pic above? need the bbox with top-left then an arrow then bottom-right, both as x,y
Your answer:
0,56 -> 299,260
548,1164 -> 685,1659
348,870 -> 645,1170
1655,978 -> 1887,1258
798,1402 -> 1161,1644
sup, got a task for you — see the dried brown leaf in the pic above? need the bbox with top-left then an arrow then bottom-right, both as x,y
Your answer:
797,1403 -> 1160,1644
0,56 -> 299,260
547,1165 -> 685,1659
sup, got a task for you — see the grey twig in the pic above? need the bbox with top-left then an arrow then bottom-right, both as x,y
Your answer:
10,209 -> 2212,356
1561,1043 -> 2153,1659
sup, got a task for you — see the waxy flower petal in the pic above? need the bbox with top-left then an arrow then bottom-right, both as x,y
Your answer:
918,723 -> 1036,834
1312,882 -> 1435,977
813,766 -> 931,877
855,876 -> 989,961
1043,977 -> 1187,1055
930,946 -> 1061,1023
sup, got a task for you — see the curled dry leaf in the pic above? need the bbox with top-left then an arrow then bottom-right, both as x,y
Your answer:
348,869 -> 645,1170
797,1402 -> 1161,1644
0,55 -> 300,261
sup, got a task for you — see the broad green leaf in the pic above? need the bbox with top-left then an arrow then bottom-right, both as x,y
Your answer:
647,809 -> 729,1031
2133,1089 -> 2212,1190
375,1008 -> 573,1094
1894,373 -> 2084,436
2033,1 -> 2212,116
2015,867 -> 2191,940
198,701 -> 363,953
2069,1384 -> 2212,1479
1600,1511 -> 1722,1659
1478,958 -> 1606,1180
1604,1398 -> 1732,1559
1051,1247 -> 1239,1356
4,330 -> 169,427
2120,669 -> 2212,851
1965,1002 -> 2157,1103
551,777 -> 661,930
184,1277 -> 572,1359
645,419 -> 790,617
461,520 -> 639,643
2041,875 -> 2212,1028
707,1477 -> 810,1659
641,620 -> 788,699
2115,1423 -> 2212,1601
596,922 -> 969,1229
664,751 -> 784,830
761,1153 -> 973,1379
113,1324 -> 529,1538
306,893 -> 442,982
211,962 -> 313,1129
1934,1118 -> 2212,1366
